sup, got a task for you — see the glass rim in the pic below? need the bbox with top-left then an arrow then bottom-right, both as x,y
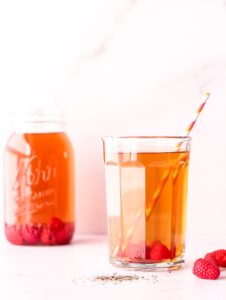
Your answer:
102,135 -> 191,141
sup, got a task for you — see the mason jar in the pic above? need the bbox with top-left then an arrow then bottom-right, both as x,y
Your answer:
4,109 -> 75,245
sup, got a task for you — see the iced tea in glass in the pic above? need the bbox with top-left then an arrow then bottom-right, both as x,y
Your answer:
103,136 -> 190,270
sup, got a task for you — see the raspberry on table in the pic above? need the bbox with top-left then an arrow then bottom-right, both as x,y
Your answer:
209,249 -> 226,267
192,258 -> 220,280
204,253 -> 218,266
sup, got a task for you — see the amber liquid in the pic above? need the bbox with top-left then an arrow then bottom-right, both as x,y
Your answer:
105,151 -> 189,263
4,132 -> 75,245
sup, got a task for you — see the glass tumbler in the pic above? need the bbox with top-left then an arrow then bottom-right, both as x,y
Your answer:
103,136 -> 191,270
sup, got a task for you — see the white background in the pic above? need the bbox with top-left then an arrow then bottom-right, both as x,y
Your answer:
0,0 -> 226,237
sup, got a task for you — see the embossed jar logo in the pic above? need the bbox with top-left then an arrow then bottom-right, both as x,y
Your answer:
12,154 -> 58,217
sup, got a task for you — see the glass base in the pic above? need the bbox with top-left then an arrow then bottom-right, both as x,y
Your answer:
109,256 -> 185,271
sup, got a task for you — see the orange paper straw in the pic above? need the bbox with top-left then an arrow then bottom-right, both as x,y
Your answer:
146,92 -> 210,219
177,92 -> 210,148
146,153 -> 188,220
113,92 -> 210,256
185,93 -> 210,134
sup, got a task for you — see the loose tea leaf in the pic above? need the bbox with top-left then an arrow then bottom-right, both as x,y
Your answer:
93,273 -> 143,283
72,273 -> 159,286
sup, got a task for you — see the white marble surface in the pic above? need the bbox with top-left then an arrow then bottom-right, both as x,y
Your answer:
1,234 -> 226,300
0,0 -> 226,234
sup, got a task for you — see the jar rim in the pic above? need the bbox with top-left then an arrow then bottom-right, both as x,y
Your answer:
12,108 -> 65,124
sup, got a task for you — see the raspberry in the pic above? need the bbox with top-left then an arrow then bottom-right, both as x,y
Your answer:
149,242 -> 170,261
40,225 -> 56,245
193,258 -> 220,280
145,245 -> 152,259
48,217 -> 74,245
5,219 -> 74,246
204,253 -> 218,266
21,224 -> 40,245
49,217 -> 64,231
209,250 -> 226,267
5,224 -> 23,245
54,222 -> 74,245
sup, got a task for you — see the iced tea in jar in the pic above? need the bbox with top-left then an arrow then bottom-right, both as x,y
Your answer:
4,109 -> 75,245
